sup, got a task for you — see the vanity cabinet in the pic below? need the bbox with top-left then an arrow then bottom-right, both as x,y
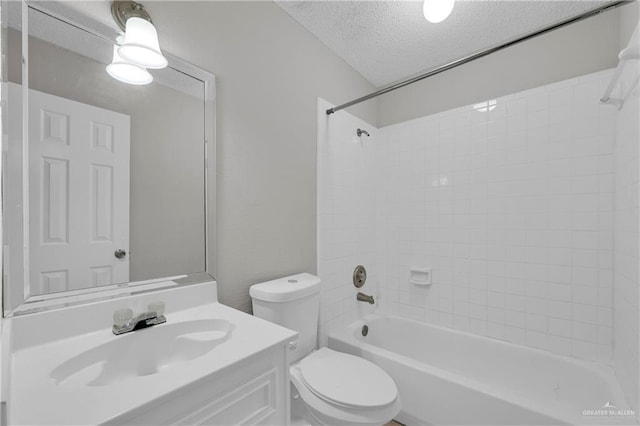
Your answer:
105,344 -> 289,426
9,286 -> 297,426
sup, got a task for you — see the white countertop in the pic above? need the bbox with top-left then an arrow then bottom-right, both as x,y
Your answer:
8,284 -> 296,425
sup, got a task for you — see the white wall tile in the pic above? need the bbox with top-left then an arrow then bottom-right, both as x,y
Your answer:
372,71 -> 616,362
317,97 -> 378,347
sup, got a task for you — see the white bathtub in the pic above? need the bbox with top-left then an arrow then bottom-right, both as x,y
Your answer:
328,314 -> 636,426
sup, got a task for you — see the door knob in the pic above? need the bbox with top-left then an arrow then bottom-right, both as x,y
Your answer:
114,249 -> 127,259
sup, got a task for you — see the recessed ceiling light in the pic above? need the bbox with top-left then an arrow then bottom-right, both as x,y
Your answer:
423,0 -> 455,24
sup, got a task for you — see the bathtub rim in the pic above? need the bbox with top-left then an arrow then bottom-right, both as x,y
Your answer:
328,313 -> 634,426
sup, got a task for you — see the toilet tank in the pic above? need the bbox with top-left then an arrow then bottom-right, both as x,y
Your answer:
250,273 -> 321,363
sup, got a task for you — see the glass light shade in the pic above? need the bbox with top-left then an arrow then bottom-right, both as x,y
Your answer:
106,44 -> 153,85
118,17 -> 168,69
423,0 -> 455,23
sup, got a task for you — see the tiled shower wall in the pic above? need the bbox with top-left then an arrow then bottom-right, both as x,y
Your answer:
375,70 -> 617,361
613,55 -> 639,411
317,98 -> 378,346
318,68 -> 640,372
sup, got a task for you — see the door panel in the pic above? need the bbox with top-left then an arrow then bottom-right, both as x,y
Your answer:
8,83 -> 131,296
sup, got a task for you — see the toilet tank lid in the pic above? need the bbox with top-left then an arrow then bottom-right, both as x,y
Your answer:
250,273 -> 321,303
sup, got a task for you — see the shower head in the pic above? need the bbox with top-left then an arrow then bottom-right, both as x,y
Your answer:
357,128 -> 370,137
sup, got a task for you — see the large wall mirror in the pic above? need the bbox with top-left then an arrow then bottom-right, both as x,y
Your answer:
1,1 -> 216,316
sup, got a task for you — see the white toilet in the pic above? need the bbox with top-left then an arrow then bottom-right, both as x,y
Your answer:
250,273 -> 401,426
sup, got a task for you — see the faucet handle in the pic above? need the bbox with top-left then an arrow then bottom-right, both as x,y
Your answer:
148,301 -> 165,317
113,308 -> 133,326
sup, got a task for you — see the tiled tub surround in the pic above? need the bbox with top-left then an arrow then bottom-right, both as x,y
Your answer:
317,98 -> 378,346
318,70 -> 626,364
613,54 -> 640,412
318,68 -> 640,417
375,70 -> 618,362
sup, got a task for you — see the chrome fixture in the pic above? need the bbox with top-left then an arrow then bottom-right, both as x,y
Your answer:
353,265 -> 367,288
326,0 -> 627,115
112,302 -> 166,335
357,292 -> 375,305
111,0 -> 153,32
352,128 -> 370,143
107,1 -> 168,85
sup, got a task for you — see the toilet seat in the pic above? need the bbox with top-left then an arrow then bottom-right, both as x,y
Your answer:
290,348 -> 401,426
299,348 -> 398,409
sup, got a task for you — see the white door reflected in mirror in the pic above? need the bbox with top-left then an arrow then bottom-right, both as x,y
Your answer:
8,83 -> 130,295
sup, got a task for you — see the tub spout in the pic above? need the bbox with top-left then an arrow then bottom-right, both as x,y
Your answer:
357,292 -> 375,304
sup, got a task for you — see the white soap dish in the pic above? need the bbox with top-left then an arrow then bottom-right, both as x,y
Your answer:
410,267 -> 432,286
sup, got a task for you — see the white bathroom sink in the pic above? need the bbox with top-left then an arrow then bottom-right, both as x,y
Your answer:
50,319 -> 231,387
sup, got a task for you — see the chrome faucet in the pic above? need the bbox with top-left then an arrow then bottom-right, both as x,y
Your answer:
112,302 -> 166,335
356,292 -> 375,304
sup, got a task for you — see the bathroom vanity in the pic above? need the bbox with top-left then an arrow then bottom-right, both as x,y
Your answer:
7,282 -> 297,425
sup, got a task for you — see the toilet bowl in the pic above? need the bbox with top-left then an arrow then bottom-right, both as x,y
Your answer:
290,347 -> 401,426
250,273 -> 401,426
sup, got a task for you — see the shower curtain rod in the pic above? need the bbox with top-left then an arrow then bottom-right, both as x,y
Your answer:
326,0 -> 629,116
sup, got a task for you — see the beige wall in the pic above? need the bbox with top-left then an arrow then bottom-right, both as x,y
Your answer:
141,1 -> 378,312
377,5 -> 626,127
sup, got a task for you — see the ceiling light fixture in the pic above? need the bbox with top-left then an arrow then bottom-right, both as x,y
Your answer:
110,1 -> 167,70
423,0 -> 455,24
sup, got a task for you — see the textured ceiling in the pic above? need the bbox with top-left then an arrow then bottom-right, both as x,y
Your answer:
275,0 -> 613,87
